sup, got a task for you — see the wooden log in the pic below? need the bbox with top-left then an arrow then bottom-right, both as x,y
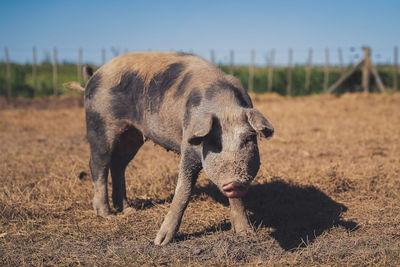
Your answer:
286,49 -> 293,96
305,48 -> 312,93
248,49 -> 255,92
77,48 -> 83,83
210,49 -> 215,65
32,47 -> 38,97
370,63 -> 385,92
53,47 -> 58,95
4,47 -> 11,98
267,49 -> 275,93
324,48 -> 330,92
362,47 -> 370,93
327,59 -> 365,93
394,46 -> 398,91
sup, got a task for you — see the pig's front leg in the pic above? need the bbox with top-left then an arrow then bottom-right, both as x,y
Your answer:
229,198 -> 253,234
154,149 -> 201,245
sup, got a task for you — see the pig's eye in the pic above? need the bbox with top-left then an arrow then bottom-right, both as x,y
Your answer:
243,134 -> 257,146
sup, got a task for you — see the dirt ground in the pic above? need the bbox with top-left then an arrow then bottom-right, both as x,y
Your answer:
1,93 -> 399,266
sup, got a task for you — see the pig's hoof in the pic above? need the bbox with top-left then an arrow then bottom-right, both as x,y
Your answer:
232,222 -> 254,235
93,204 -> 112,218
154,228 -> 176,246
95,209 -> 112,218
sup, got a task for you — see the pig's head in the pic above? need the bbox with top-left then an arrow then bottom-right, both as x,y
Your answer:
186,108 -> 274,198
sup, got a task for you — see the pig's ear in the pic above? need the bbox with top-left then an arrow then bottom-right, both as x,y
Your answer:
186,113 -> 213,145
246,109 -> 274,138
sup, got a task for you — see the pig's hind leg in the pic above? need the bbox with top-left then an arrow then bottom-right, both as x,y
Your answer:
86,110 -> 112,218
110,126 -> 144,213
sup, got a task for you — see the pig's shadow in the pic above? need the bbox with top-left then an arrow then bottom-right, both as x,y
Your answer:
190,177 -> 358,251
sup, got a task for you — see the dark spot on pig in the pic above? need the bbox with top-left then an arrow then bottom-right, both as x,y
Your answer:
85,73 -> 102,100
205,86 -> 214,100
148,62 -> 185,113
86,110 -> 107,148
181,148 -> 202,182
110,71 -> 145,122
174,72 -> 192,98
205,80 -> 252,108
183,89 -> 202,128
86,110 -> 109,181
202,117 -> 222,158
147,132 -> 181,154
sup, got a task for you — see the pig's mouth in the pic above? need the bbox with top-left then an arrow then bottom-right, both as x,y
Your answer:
222,182 -> 248,198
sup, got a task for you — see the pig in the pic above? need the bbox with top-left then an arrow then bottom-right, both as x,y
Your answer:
64,52 -> 274,245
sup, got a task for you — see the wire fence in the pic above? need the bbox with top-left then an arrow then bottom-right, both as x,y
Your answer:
0,46 -> 397,66
0,46 -> 399,98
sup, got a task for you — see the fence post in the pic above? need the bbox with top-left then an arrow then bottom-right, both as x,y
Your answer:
324,48 -> 330,92
328,46 -> 385,93
362,47 -> 370,93
32,47 -> 38,97
394,46 -> 398,91
77,48 -> 83,83
267,49 -> 275,93
248,49 -> 255,92
286,48 -> 293,96
305,48 -> 312,93
229,50 -> 234,75
101,48 -> 106,65
4,47 -> 11,98
53,47 -> 58,95
210,49 -> 215,65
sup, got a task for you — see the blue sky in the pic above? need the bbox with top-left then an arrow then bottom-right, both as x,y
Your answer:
1,0 -> 399,65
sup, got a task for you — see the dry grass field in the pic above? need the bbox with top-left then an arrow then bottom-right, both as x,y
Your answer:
1,93 -> 400,266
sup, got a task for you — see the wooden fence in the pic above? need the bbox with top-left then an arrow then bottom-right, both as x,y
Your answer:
1,46 -> 399,97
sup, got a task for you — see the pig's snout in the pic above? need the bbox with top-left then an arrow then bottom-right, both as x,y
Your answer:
222,182 -> 248,198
